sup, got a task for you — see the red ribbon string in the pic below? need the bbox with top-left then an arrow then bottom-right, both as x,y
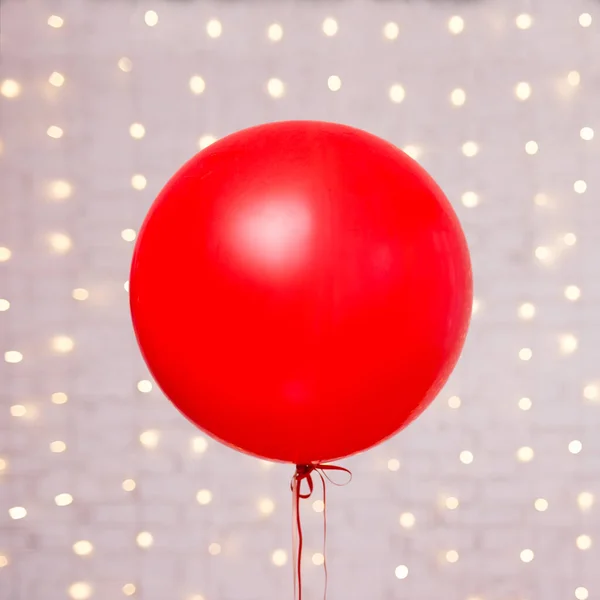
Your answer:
291,463 -> 352,600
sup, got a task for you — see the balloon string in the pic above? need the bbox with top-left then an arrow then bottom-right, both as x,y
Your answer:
291,464 -> 352,600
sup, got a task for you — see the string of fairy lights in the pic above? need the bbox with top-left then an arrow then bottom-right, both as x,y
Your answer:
0,6 -> 598,600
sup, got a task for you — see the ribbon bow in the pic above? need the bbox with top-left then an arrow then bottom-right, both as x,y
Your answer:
290,463 -> 352,600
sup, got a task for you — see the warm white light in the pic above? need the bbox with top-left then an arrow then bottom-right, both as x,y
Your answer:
9,506 -> 27,520
139,430 -> 159,448
568,71 -> 581,86
576,535 -> 592,550
575,587 -> 589,600
49,72 -> 65,87
192,436 -> 208,453
383,22 -> 399,40
121,229 -> 137,242
525,141 -> 539,155
73,541 -> 93,556
144,10 -> 158,26
72,288 -> 89,301
445,496 -> 459,510
267,78 -> 285,98
267,23 -> 283,41
1,79 -> 22,98
5,351 -> 23,364
55,493 -> 73,506
517,446 -> 534,462
68,583 -> 92,600
51,335 -> 74,353
272,549 -> 288,566
208,543 -> 221,555
515,82 -> 532,100
445,550 -> 459,563
131,175 -> 147,190
312,500 -> 325,513
450,88 -> 466,106
387,458 -> 400,472
122,479 -> 136,492
196,489 -> 213,505
534,193 -> 548,206
0,458 -> 7,472
312,552 -> 325,566
136,532 -> 153,548
579,13 -> 592,27
389,84 -> 405,103
130,123 -> 145,139
580,127 -> 594,141
47,126 -> 64,139
448,16 -> 464,34
518,302 -> 535,320
559,334 -> 578,354
206,19 -> 222,38
189,76 -> 205,95
459,451 -> 473,465
534,498 -> 548,512
448,395 -> 461,409
123,584 -> 136,596
461,191 -> 479,207
0,555 -> 8,567
520,549 -> 534,563
49,233 -> 72,253
0,299 -> 10,311
461,141 -> 479,157
10,404 -> 27,417
516,14 -> 533,29
48,180 -> 72,200
563,232 -> 577,246
137,380 -> 152,393
534,246 -> 551,262
118,57 -> 133,72
519,348 -> 533,361
199,135 -> 217,150
50,440 -> 67,453
394,565 -> 409,579
258,498 -> 275,515
51,392 -> 69,404
569,440 -> 583,454
564,285 -> 581,301
577,492 -> 594,510
48,15 -> 64,28
322,18 -> 338,36
472,298 -> 480,316
0,247 -> 12,262
402,145 -> 421,160
583,384 -> 598,401
518,397 -> 532,411
328,76 -> 342,91
399,512 -> 415,528
574,180 -> 587,194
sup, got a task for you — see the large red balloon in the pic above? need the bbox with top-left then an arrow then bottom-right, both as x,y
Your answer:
130,121 -> 472,465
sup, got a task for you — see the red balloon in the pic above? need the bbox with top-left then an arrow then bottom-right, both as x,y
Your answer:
130,121 -> 472,465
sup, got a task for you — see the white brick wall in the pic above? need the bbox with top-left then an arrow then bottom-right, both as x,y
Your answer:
1,0 -> 599,599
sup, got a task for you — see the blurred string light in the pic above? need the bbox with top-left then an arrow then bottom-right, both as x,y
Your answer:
1,79 -> 22,98
48,15 -> 64,28
49,72 -> 65,87
322,18 -> 338,36
206,19 -> 222,38
189,76 -> 205,95
267,23 -> 283,41
448,16 -> 464,34
389,84 -> 405,104
328,76 -> 342,92
383,22 -> 399,40
516,14 -> 533,30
